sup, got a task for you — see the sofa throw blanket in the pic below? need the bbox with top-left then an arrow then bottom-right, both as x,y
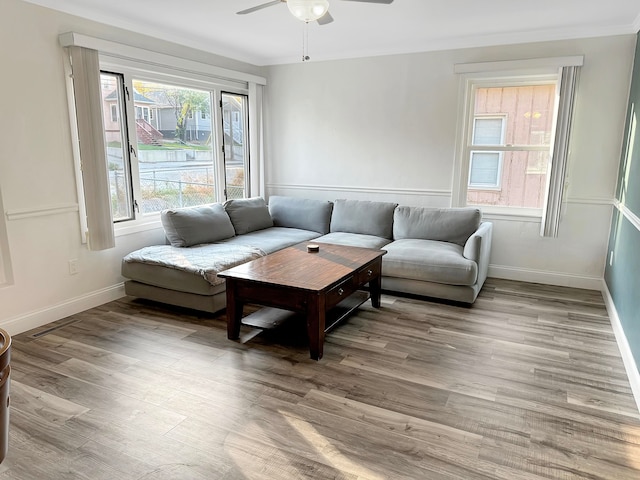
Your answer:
123,243 -> 266,286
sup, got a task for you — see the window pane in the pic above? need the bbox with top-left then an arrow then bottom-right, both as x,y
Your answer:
101,72 -> 133,221
469,152 -> 500,187
222,93 -> 248,200
468,151 -> 551,208
474,84 -> 555,147
473,118 -> 504,145
132,80 -> 216,213
467,83 -> 556,208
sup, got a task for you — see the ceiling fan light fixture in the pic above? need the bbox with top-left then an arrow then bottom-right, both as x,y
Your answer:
287,0 -> 330,23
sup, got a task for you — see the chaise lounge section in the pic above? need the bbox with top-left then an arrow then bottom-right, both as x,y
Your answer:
121,196 -> 493,312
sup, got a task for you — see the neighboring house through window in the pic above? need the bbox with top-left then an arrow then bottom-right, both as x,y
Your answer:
453,56 -> 582,236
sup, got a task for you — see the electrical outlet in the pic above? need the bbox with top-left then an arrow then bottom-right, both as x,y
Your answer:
68,259 -> 79,275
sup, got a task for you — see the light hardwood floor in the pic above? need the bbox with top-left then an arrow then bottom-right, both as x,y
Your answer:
2,278 -> 639,479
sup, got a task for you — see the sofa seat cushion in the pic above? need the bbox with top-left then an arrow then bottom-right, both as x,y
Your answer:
217,227 -> 320,254
314,232 -> 391,250
122,243 -> 266,293
382,239 -> 478,286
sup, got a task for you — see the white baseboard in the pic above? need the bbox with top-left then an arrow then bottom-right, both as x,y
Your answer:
601,280 -> 640,414
488,264 -> 602,290
0,283 -> 126,336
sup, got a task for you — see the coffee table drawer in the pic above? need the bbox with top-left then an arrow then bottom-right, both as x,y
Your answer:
357,260 -> 381,285
326,276 -> 357,308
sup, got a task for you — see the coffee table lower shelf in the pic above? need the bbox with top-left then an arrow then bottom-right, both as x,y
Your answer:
240,290 -> 370,334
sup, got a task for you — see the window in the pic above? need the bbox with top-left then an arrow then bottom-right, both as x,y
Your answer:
469,117 -> 505,189
454,57 -> 581,235
61,34 -> 266,248
466,83 -> 556,209
101,72 -> 133,222
100,73 -> 250,223
221,93 -> 249,200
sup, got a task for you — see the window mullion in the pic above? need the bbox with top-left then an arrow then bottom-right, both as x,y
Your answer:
122,72 -> 143,216
211,89 -> 226,203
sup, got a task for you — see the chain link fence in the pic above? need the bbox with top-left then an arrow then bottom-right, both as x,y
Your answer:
110,166 -> 245,218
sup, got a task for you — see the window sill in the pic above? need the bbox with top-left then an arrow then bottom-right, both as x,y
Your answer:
477,206 -> 542,223
114,215 -> 163,237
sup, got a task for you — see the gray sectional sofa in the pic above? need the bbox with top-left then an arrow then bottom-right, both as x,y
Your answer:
121,195 -> 493,312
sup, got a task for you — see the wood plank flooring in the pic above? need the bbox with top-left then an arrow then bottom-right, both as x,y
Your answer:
1,278 -> 639,479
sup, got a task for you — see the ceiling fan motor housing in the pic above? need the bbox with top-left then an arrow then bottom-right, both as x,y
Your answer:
287,0 -> 330,22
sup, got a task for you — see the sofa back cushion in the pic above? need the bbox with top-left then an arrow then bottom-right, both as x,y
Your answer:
224,197 -> 274,235
268,196 -> 333,234
393,206 -> 481,246
161,203 -> 235,247
330,199 -> 398,239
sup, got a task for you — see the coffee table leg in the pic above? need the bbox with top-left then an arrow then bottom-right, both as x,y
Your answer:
370,272 -> 382,309
307,295 -> 326,361
225,279 -> 243,339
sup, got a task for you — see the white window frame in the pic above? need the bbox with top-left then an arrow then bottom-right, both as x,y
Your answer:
59,32 -> 267,240
468,151 -> 503,190
453,57 -> 582,232
103,64 -> 249,235
468,116 -> 506,189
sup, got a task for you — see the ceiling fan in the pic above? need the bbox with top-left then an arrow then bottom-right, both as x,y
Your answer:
237,0 -> 394,26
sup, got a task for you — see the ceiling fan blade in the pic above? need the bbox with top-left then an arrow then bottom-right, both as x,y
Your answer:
340,0 -> 393,3
237,0 -> 283,15
317,11 -> 334,26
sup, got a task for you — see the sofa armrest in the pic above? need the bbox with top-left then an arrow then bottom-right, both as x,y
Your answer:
463,222 -> 493,287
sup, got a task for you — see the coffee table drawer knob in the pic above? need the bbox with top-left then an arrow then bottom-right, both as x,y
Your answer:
338,288 -> 344,296
367,270 -> 372,276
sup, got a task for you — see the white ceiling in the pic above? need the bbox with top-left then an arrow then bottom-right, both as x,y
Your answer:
23,0 -> 640,66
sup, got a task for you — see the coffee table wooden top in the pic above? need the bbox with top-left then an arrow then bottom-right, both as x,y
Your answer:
217,242 -> 385,292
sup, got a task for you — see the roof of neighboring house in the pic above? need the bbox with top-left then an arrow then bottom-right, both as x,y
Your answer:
104,89 -> 157,105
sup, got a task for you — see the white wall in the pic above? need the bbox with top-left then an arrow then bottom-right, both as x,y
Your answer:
265,36 -> 636,289
0,0 -> 265,334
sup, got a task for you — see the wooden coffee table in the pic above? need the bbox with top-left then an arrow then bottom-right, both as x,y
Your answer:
218,242 -> 386,360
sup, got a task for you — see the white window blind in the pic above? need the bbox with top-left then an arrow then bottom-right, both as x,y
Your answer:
68,46 -> 115,250
541,65 -> 580,237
